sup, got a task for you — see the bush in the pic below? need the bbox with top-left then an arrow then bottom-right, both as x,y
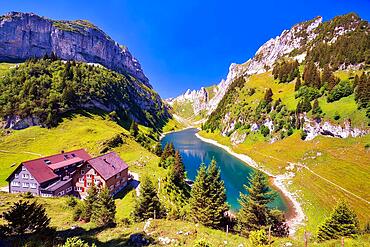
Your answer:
66,196 -> 78,208
22,191 -> 34,199
249,229 -> 270,246
260,125 -> 270,137
63,237 -> 96,247
193,238 -> 213,247
334,112 -> 341,120
300,130 -> 307,140
327,80 -> 353,102
295,86 -> 321,101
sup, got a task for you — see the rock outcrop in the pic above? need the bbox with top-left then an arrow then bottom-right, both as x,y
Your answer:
0,12 -> 150,87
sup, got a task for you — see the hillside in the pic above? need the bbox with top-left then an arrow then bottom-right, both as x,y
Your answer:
169,12 -> 370,240
0,59 -> 169,129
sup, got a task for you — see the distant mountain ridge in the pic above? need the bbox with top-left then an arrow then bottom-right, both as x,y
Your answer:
169,13 -> 369,120
0,12 -> 150,87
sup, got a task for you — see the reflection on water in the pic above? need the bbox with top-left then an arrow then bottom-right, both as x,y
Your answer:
161,128 -> 287,212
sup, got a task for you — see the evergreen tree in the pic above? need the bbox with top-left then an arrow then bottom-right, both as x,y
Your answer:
206,159 -> 229,228
312,99 -> 323,117
159,142 -> 176,167
81,185 -> 98,222
317,201 -> 359,241
189,164 -> 211,225
174,150 -> 186,182
237,171 -> 288,237
154,142 -> 163,156
132,177 -> 163,221
130,120 -> 139,137
91,187 -> 116,226
264,88 -> 273,103
1,200 -> 51,235
296,97 -> 312,113
295,77 -> 301,91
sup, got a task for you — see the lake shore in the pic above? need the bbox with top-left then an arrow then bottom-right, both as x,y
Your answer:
194,131 -> 305,235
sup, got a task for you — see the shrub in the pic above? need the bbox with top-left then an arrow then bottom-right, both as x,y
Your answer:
22,191 -> 34,199
300,130 -> 307,140
66,196 -> 78,208
327,80 -> 353,102
193,238 -> 213,247
249,229 -> 270,246
63,237 -> 96,247
295,86 -> 321,101
334,112 -> 341,120
260,125 -> 270,137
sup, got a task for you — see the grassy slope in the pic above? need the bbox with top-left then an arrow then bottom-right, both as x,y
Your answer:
198,69 -> 370,239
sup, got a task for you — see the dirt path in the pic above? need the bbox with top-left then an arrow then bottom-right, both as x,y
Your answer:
249,149 -> 370,204
0,149 -> 42,157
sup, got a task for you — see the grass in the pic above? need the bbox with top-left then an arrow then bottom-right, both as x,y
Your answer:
162,117 -> 186,133
0,63 -> 13,76
199,130 -> 370,237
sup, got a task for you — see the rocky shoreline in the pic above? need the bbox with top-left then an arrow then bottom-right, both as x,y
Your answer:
194,132 -> 305,236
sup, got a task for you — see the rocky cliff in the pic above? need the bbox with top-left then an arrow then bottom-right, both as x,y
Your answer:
0,12 -> 150,87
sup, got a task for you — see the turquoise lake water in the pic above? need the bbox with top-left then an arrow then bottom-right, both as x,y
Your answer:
161,128 -> 287,212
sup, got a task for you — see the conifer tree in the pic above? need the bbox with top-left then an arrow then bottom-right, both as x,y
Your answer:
237,170 -> 288,237
130,120 -> 139,137
295,76 -> 301,91
92,187 -> 116,226
189,164 -> 211,225
174,150 -> 186,182
1,200 -> 51,235
132,177 -> 163,221
264,88 -> 273,103
81,185 -> 98,222
312,99 -> 323,117
317,201 -> 359,241
206,159 -> 229,227
159,142 -> 176,167
154,142 -> 163,156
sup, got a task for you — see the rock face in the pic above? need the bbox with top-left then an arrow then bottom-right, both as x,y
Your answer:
0,12 -> 150,87
303,118 -> 368,141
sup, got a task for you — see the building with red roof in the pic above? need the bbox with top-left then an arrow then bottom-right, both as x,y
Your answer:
6,149 -> 129,198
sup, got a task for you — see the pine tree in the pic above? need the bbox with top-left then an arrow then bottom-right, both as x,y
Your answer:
317,201 -> 359,241
159,142 -> 176,167
295,77 -> 301,91
189,164 -> 211,225
1,200 -> 51,235
174,150 -> 186,182
206,159 -> 229,228
237,170 -> 287,237
312,99 -> 323,117
154,142 -> 163,156
91,187 -> 116,226
81,185 -> 98,222
132,177 -> 163,221
264,88 -> 273,103
130,120 -> 139,137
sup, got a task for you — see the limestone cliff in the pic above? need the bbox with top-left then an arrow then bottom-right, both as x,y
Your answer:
0,12 -> 150,87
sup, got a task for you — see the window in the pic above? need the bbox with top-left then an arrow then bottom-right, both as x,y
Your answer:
58,190 -> 65,196
87,164 -> 91,168
87,182 -> 91,187
22,182 -> 29,188
86,174 -> 91,178
29,175 -> 34,180
30,183 -> 36,189
64,154 -> 69,159
22,174 -> 29,179
66,187 -> 72,193
71,153 -> 76,157
22,166 -> 26,171
79,178 -> 84,182
94,179 -> 99,183
14,173 -> 19,179
11,181 -> 20,187
44,159 -> 51,165
76,187 -> 82,191
116,173 -> 120,179
109,185 -> 114,191
81,170 -> 85,175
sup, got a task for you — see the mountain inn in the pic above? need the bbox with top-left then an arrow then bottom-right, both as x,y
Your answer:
6,149 -> 129,198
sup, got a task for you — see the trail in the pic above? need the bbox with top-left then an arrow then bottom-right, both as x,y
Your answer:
0,149 -> 42,157
249,149 -> 370,204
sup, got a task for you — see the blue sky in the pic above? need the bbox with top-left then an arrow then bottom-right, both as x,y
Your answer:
1,1 -> 369,98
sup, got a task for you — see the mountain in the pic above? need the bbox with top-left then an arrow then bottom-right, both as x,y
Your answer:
0,12 -> 169,130
170,13 -> 369,141
0,12 -> 149,87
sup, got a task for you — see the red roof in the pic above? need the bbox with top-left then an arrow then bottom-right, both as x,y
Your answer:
87,152 -> 128,181
48,157 -> 84,170
8,149 -> 91,184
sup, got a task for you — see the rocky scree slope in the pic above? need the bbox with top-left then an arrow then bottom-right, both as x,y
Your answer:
0,12 -> 150,87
